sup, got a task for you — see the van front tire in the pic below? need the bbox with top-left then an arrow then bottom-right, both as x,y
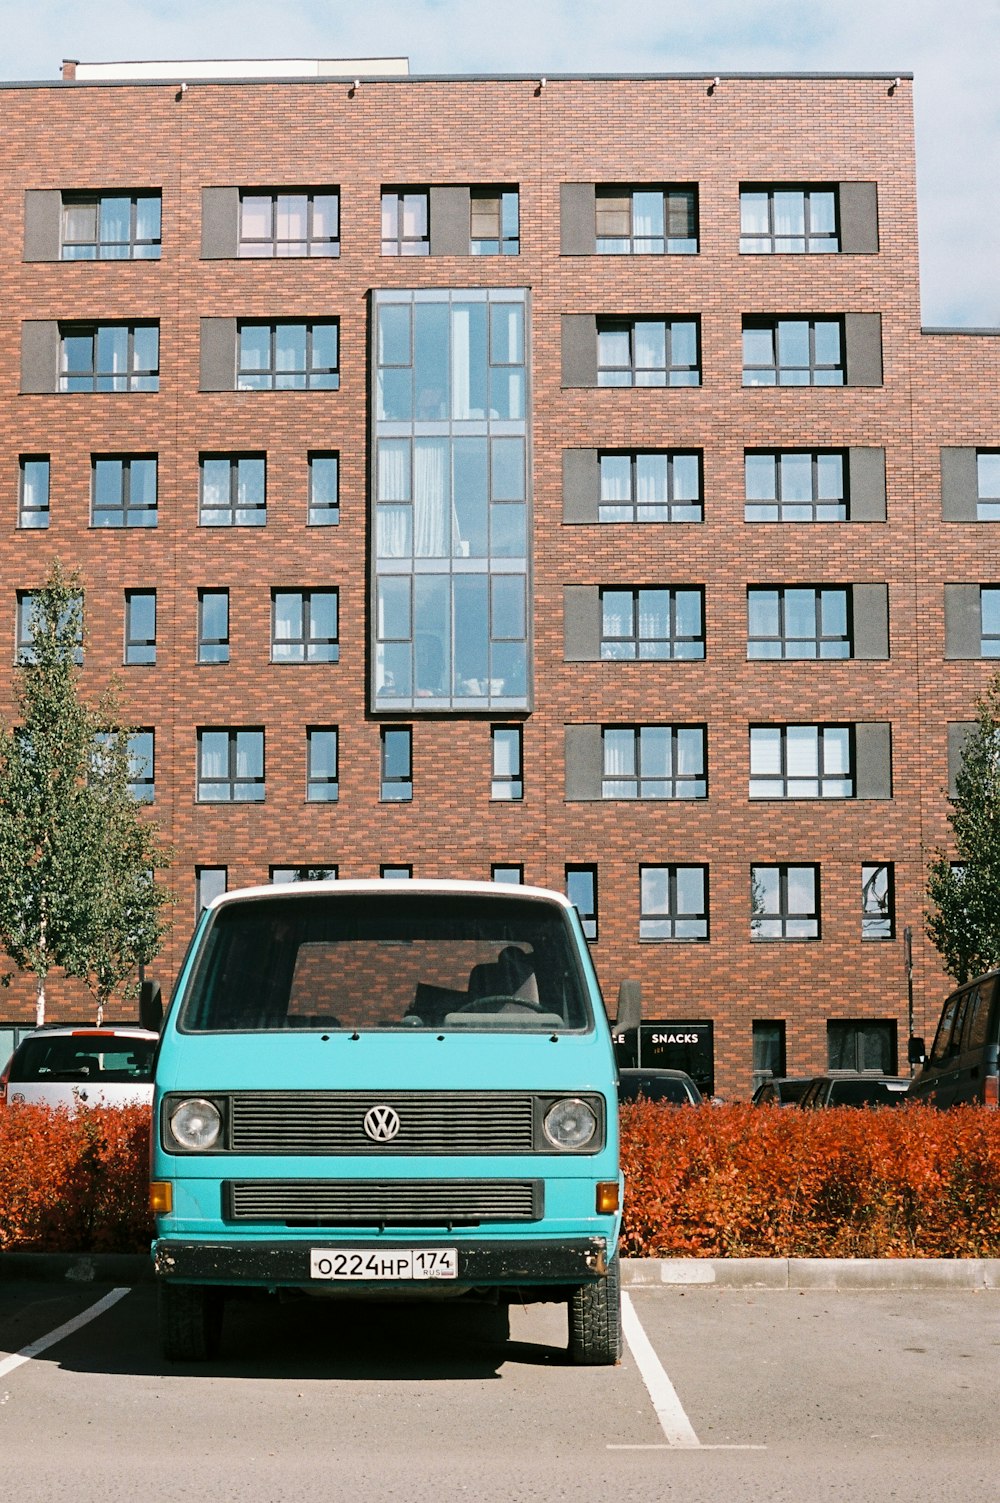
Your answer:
567,1252 -> 622,1366
159,1282 -> 224,1362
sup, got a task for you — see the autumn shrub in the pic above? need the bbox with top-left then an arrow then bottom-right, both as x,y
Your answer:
0,1103 -> 152,1253
3,1098 -> 1000,1258
620,1101 -> 1000,1257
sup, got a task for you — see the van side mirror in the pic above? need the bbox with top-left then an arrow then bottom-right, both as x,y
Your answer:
139,979 -> 163,1034
614,980 -> 642,1035
907,1035 -> 926,1067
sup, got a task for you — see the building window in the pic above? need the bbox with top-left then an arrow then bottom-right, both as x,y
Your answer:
595,186 -> 698,254
981,587 -> 1000,655
306,727 -> 339,802
742,318 -> 843,386
566,865 -> 598,940
91,456 -> 157,528
124,589 -> 156,665
198,589 -> 230,664
59,323 -> 159,392
745,450 -> 847,523
271,590 -> 339,663
373,288 -> 530,712
601,587 -> 704,660
19,457 -> 50,529
237,321 -> 339,390
197,728 -> 265,803
640,865 -> 709,940
200,455 -> 266,527
271,866 -> 338,883
491,725 -> 523,800
752,1021 -> 787,1089
381,727 -> 412,802
380,865 -> 412,880
862,863 -> 895,940
747,587 -> 850,659
470,188 -> 519,254
127,729 -> 155,802
977,452 -> 1000,520
599,451 -> 702,523
739,186 -> 838,253
308,452 -> 340,525
381,189 -> 429,255
603,725 -> 707,799
238,189 -> 339,257
597,318 -> 700,387
751,865 -> 820,940
750,724 -> 853,799
491,864 -> 523,884
196,866 -> 227,913
61,191 -> 161,259
17,590 -> 82,665
827,1019 -> 897,1074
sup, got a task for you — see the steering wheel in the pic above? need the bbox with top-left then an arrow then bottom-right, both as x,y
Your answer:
457,995 -> 542,1014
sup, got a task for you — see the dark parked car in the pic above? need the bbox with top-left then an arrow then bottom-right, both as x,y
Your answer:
617,1068 -> 702,1105
908,969 -> 1000,1108
798,1074 -> 910,1109
751,1076 -> 813,1106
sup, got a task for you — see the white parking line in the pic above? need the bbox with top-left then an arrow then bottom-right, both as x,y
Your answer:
621,1291 -> 702,1448
0,1287 -> 130,1379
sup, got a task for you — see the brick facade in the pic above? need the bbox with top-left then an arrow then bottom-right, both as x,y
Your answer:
0,69 -> 996,1095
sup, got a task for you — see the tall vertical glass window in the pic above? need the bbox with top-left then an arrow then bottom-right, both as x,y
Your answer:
371,288 -> 531,712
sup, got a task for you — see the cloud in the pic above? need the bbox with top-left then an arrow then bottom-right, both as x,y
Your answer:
0,0 -> 996,323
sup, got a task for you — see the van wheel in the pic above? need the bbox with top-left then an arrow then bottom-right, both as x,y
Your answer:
159,1282 -> 224,1362
567,1252 -> 622,1366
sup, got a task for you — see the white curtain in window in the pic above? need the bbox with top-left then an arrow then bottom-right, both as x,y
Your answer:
414,439 -> 448,556
452,308 -> 472,419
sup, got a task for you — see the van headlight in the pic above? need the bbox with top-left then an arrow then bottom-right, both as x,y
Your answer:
543,1097 -> 598,1150
168,1097 -> 223,1151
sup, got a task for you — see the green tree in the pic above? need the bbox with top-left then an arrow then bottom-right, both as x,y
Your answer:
926,673 -> 1000,983
69,713 -> 173,1025
0,563 -> 172,1024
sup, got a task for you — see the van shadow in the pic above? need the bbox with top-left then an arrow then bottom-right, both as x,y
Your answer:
53,1285 -> 568,1382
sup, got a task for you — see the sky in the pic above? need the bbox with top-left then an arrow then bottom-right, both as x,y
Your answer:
1,0 -> 997,327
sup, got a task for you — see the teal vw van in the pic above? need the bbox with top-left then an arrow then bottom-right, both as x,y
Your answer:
147,880 -> 636,1365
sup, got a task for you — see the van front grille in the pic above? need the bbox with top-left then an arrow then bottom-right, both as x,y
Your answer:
224,1178 -> 542,1226
228,1091 -> 536,1155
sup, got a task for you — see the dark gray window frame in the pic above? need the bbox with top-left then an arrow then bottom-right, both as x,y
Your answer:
746,585 -> 853,660
236,187 -> 340,258
742,314 -> 882,388
91,454 -> 158,528
561,449 -> 704,525
491,724 -> 524,801
308,451 -> 340,526
236,320 -> 339,391
565,864 -> 598,940
744,448 -> 887,524
601,724 -> 708,800
639,864 -> 710,941
270,589 -> 340,664
862,862 -> 895,940
124,588 -> 156,666
751,863 -> 821,941
380,726 -> 413,802
18,455 -> 50,529
306,726 -> 339,803
197,589 -> 230,664
58,189 -> 162,260
196,727 -> 266,804
199,453 -> 266,528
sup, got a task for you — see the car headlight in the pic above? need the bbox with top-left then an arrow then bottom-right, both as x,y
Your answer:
543,1097 -> 598,1150
169,1097 -> 222,1151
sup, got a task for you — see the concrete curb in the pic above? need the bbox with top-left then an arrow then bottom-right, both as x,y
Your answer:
3,1253 -> 1000,1289
621,1257 -> 1000,1290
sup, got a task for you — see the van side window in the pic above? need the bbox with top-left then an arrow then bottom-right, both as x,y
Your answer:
966,982 -> 993,1051
928,990 -> 963,1065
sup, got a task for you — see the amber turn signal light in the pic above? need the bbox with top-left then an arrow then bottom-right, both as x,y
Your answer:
596,1181 -> 619,1214
149,1181 -> 173,1215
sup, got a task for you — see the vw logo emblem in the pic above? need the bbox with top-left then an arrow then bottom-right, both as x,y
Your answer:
363,1105 -> 401,1142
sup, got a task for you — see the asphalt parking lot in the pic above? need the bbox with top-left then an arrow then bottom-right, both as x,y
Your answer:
2,1278 -> 1000,1503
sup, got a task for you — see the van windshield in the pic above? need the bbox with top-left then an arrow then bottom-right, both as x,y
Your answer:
180,892 -> 594,1034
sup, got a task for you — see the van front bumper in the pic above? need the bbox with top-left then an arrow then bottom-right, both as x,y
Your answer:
153,1235 -> 611,1288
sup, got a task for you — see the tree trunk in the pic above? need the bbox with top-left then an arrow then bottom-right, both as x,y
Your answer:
35,972 -> 46,1028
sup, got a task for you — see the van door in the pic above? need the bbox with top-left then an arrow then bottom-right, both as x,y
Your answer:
916,986 -> 968,1106
953,977 -> 996,1104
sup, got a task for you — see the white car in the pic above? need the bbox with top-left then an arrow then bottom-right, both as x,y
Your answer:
0,1025 -> 158,1109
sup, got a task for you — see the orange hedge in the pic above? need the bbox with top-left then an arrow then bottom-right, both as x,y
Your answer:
3,1100 -> 1000,1257
620,1101 -> 1000,1258
0,1104 -> 153,1253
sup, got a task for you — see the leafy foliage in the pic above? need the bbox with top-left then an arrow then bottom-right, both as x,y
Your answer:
0,562 -> 172,1023
620,1101 -> 1000,1258
926,674 -> 1000,983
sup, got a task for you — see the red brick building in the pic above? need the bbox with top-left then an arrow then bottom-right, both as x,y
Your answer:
1,60 -> 997,1096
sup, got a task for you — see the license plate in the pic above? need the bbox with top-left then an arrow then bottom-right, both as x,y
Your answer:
310,1247 -> 458,1281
